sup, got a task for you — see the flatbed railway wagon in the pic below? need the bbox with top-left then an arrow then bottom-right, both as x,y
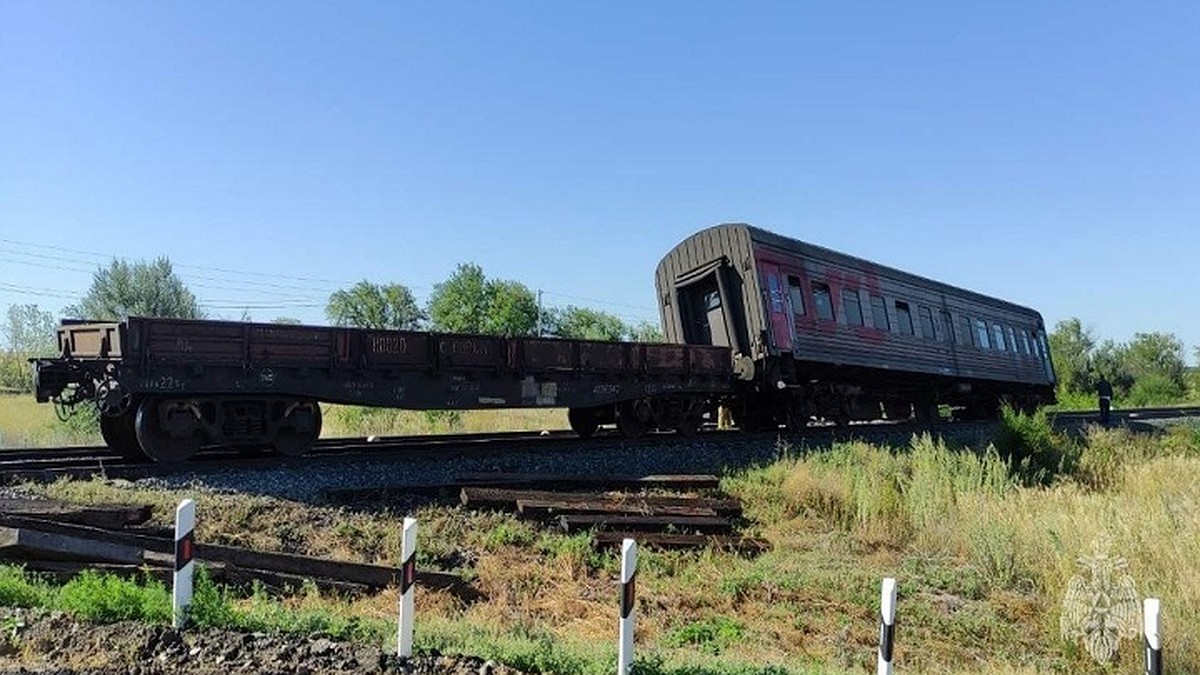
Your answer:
33,318 -> 732,461
655,223 -> 1057,429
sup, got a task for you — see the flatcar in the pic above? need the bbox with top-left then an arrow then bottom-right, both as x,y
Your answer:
655,223 -> 1056,429
32,319 -> 730,461
31,222 -> 1055,461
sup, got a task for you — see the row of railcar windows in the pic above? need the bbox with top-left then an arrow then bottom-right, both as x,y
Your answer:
784,275 -> 1045,360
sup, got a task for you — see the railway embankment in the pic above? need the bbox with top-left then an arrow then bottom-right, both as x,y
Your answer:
1,412 -> 1198,673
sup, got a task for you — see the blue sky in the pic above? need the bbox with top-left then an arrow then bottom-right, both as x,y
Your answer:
1,2 -> 1197,355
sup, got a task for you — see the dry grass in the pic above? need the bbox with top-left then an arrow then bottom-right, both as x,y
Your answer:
0,394 -> 100,448
20,421 -> 1200,674
0,394 -> 566,448
319,404 -> 567,438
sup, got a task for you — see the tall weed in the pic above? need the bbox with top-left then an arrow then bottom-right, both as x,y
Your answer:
56,570 -> 171,623
992,404 -> 1074,485
0,565 -> 52,607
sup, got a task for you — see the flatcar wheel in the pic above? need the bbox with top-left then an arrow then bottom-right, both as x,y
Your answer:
272,401 -> 322,457
674,413 -> 701,437
134,398 -> 203,463
100,410 -> 147,461
616,402 -> 648,439
567,408 -> 599,439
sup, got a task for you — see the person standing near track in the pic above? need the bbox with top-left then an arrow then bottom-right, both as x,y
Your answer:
1096,374 -> 1113,426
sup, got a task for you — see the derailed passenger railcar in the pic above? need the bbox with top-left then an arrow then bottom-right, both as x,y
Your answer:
655,223 -> 1056,428
34,318 -> 731,461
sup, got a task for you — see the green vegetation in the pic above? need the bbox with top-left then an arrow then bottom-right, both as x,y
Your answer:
1048,316 -> 1196,409
10,417 -> 1200,673
66,257 -> 201,321
326,280 -> 425,330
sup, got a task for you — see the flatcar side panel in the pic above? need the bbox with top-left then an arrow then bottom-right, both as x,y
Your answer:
143,319 -> 246,366
519,339 -> 577,372
436,335 -> 506,370
361,331 -> 433,368
247,324 -> 335,366
644,344 -> 687,373
578,342 -> 627,372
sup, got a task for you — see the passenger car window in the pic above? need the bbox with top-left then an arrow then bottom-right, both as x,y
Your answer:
767,274 -> 784,313
959,315 -> 974,347
976,319 -> 990,349
787,276 -> 805,316
842,289 -> 864,326
812,282 -> 834,321
1019,329 -> 1030,355
940,310 -> 954,343
918,306 -> 936,340
992,324 -> 1006,351
871,295 -> 889,331
895,301 -> 914,335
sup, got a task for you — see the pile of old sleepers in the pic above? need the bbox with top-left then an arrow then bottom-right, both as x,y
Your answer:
453,473 -> 768,553
0,498 -> 472,598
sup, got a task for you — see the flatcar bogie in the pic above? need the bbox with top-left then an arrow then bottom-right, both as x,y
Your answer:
272,400 -> 322,457
134,398 -> 205,463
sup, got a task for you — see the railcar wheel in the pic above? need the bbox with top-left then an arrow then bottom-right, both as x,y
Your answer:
134,398 -> 203,463
100,409 -> 146,461
272,401 -> 322,457
616,401 -> 648,439
568,407 -> 600,439
674,412 -> 701,437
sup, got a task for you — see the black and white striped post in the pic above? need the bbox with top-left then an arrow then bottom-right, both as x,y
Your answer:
172,498 -> 196,629
1144,598 -> 1162,675
397,517 -> 417,658
618,538 -> 637,675
877,576 -> 897,675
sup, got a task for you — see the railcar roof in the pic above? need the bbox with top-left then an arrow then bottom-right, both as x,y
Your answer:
672,223 -> 1045,320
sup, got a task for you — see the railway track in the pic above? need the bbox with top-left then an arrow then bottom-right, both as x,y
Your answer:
2,405 -> 1196,483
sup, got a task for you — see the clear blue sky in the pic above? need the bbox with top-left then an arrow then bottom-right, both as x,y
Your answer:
2,2 -> 1197,356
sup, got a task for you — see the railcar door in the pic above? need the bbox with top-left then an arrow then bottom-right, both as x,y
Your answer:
758,263 -> 792,352
678,275 -> 732,347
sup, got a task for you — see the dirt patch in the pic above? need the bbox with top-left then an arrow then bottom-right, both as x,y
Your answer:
0,608 -> 525,675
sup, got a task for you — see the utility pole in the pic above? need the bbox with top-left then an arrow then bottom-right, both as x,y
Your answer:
536,289 -> 543,337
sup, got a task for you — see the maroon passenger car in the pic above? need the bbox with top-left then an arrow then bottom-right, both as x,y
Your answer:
655,223 -> 1056,428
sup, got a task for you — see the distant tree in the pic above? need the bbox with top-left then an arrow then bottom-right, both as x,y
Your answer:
1122,332 -> 1187,390
427,264 -> 538,337
627,320 -> 664,343
68,258 -> 201,320
4,304 -> 57,354
482,279 -> 539,337
1,304 -> 58,392
326,281 -> 424,330
1048,318 -> 1096,395
428,263 -> 489,334
272,317 -> 302,325
551,306 -> 626,341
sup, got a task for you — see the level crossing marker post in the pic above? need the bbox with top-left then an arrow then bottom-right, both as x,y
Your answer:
618,538 -> 637,675
172,499 -> 196,629
878,576 -> 897,675
1144,598 -> 1162,675
398,517 -> 418,657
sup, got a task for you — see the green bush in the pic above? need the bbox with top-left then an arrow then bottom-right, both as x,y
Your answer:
1124,373 -> 1187,407
56,570 -> 171,623
664,616 -> 746,655
0,565 -> 52,607
992,404 -> 1075,485
0,353 -> 33,393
